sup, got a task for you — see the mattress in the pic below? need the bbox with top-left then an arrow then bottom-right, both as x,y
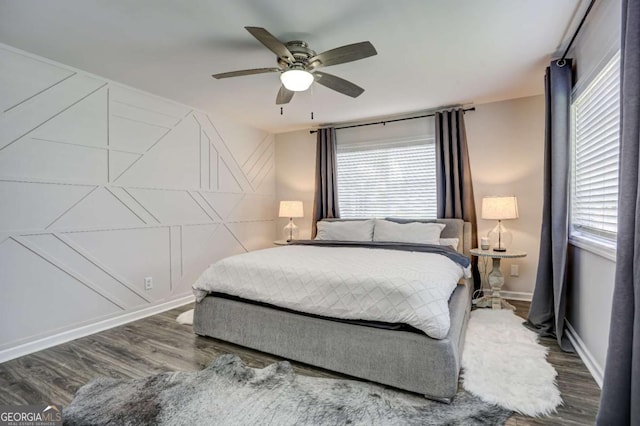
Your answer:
193,242 -> 470,339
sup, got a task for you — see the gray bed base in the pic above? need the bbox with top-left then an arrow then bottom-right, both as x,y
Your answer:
194,281 -> 471,401
193,219 -> 473,401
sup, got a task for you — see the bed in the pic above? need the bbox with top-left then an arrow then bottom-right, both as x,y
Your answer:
193,218 -> 473,402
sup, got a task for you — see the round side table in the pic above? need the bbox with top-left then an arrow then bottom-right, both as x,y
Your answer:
470,248 -> 527,310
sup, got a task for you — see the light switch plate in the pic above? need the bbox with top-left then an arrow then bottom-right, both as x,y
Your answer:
510,264 -> 519,277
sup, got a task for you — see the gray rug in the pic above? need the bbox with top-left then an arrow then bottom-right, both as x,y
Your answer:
63,354 -> 512,425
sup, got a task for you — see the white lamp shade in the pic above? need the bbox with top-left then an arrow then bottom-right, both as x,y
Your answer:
280,69 -> 314,91
279,201 -> 304,218
482,196 -> 519,220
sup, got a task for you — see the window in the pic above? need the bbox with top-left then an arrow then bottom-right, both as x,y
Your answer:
570,51 -> 621,250
337,136 -> 437,219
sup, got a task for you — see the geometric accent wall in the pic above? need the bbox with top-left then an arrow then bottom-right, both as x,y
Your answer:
0,44 -> 275,352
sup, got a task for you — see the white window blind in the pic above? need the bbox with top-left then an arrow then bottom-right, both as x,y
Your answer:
336,137 -> 437,219
571,51 -> 621,243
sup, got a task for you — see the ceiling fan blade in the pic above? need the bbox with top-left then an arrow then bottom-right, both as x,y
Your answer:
212,67 -> 280,79
309,41 -> 377,69
245,27 -> 294,63
314,71 -> 365,98
276,86 -> 294,105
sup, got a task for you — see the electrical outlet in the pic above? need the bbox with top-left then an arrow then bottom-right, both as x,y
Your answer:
144,277 -> 153,290
510,264 -> 519,277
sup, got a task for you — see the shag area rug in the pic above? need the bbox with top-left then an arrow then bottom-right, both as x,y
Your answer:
175,308 -> 193,325
175,307 -> 561,418
64,354 -> 511,425
462,309 -> 562,416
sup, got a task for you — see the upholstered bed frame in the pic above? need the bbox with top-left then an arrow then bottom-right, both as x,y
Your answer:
194,219 -> 473,402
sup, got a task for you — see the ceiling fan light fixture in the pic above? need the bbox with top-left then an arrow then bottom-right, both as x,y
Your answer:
213,27 -> 377,104
280,69 -> 314,91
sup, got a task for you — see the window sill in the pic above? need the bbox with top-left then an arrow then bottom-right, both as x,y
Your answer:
569,235 -> 617,262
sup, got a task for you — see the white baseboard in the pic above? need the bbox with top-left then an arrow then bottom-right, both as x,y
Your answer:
501,291 -> 533,301
565,321 -> 604,388
0,295 -> 195,364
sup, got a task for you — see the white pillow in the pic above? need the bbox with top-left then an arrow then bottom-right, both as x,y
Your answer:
373,220 -> 446,245
439,238 -> 460,251
315,220 -> 375,241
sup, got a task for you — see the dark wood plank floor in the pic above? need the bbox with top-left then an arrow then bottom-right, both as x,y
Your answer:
0,300 -> 600,425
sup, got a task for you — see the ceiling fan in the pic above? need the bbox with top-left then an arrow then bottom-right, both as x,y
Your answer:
212,27 -> 377,105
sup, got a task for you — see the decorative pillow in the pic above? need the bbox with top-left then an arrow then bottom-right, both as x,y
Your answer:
315,220 -> 375,241
373,219 -> 446,245
439,238 -> 460,251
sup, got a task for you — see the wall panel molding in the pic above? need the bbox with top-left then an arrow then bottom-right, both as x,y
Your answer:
0,44 -> 275,359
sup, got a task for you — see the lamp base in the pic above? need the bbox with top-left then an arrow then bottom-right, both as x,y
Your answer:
282,219 -> 299,241
488,220 -> 512,252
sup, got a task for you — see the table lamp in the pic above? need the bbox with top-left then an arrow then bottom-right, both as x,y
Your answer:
279,201 -> 303,241
482,196 -> 519,252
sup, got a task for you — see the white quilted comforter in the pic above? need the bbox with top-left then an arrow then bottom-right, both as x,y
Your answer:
193,245 -> 470,339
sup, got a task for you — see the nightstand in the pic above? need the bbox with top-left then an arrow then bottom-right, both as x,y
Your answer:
470,248 -> 527,310
273,240 -> 290,246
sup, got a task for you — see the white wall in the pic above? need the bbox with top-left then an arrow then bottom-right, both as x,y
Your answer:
275,130 -> 316,240
567,246 -> 616,386
563,0 -> 621,387
466,95 -> 545,297
275,95 -> 546,297
0,44 -> 275,361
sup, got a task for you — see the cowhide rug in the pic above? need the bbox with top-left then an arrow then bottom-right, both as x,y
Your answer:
63,354 -> 511,425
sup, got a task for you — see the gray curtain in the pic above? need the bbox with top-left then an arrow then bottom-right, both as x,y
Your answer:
524,60 -> 573,351
597,0 -> 640,423
435,109 -> 481,291
312,128 -> 340,236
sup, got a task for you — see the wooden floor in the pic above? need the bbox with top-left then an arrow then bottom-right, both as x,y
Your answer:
0,300 -> 600,425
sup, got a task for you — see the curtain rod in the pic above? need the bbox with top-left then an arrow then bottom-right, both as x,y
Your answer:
309,107 -> 476,134
557,0 -> 597,65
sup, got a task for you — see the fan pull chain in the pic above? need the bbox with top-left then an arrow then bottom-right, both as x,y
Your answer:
280,107 -> 283,116
311,112 -> 314,120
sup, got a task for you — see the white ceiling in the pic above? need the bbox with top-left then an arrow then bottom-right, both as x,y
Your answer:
0,0 -> 583,133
